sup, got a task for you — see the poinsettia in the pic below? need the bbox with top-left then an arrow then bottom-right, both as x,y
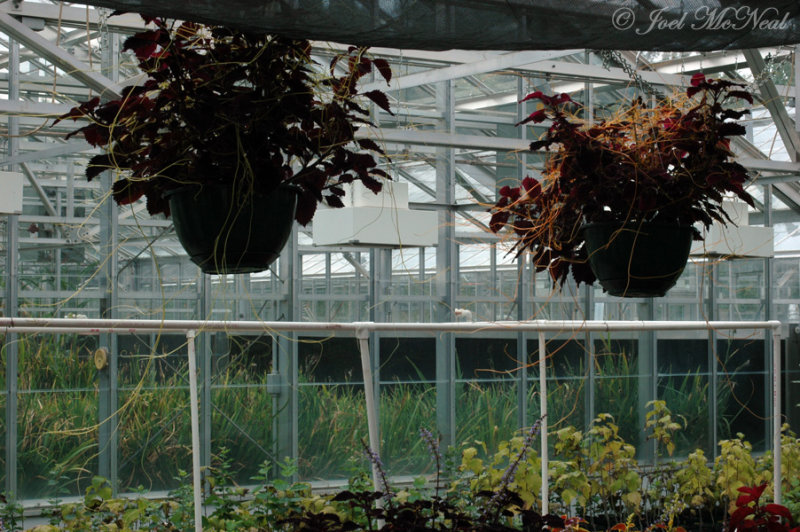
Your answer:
55,15 -> 392,226
490,74 -> 755,287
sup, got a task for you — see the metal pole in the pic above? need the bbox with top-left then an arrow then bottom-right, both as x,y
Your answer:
186,330 -> 203,532
538,331 -> 548,515
356,324 -> 381,491
435,79 -> 457,448
4,35 -> 20,499
773,326 -> 782,504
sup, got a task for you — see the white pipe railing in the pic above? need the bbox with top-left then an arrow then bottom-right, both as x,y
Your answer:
0,317 -> 785,527
185,331 -> 203,532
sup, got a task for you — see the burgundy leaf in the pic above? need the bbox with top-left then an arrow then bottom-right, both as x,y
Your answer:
529,139 -> 554,151
764,504 -> 793,521
123,31 -> 161,60
720,109 -> 748,121
736,493 -> 758,507
356,57 -> 372,76
325,195 -> 345,208
360,175 -> 383,194
516,109 -> 548,126
554,93 -> 573,104
145,190 -> 169,216
80,125 -> 110,147
357,138 -> 385,155
295,192 -> 318,226
726,90 -> 754,104
86,153 -> 112,181
54,97 -> 101,125
369,168 -> 391,179
690,73 -> 707,87
111,178 -> 144,206
363,90 -> 393,115
570,260 -> 596,286
372,58 -> 392,84
718,122 -> 747,137
489,211 -> 510,233
520,91 -> 545,103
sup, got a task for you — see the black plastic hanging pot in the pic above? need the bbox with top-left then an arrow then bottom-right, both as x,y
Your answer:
165,183 -> 299,275
582,222 -> 694,298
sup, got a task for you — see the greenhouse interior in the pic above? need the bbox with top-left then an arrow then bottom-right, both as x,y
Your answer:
2,1 -> 800,530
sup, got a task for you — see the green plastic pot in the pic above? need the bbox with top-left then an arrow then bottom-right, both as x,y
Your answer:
582,222 -> 694,298
166,183 -> 298,274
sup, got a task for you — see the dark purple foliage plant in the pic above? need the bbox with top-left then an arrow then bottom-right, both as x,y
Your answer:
56,15 -> 393,226
489,74 -> 755,287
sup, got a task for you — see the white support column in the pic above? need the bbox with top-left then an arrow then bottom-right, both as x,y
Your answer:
773,325 -> 782,504
356,324 -> 382,491
538,331 -> 548,515
186,330 -> 203,532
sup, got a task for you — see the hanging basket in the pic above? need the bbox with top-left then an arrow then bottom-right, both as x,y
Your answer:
166,183 -> 298,275
582,222 -> 694,298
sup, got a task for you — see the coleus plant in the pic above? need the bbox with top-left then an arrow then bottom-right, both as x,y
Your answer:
728,483 -> 800,531
489,74 -> 755,287
56,15 -> 393,225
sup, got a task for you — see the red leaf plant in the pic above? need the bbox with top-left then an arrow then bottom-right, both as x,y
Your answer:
489,74 -> 755,287
55,15 -> 392,225
728,483 -> 800,531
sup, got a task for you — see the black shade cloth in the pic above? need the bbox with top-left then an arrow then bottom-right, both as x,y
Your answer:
67,0 -> 800,51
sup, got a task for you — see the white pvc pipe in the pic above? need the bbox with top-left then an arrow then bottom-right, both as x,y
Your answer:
186,330 -> 203,532
0,317 -> 783,335
773,328 -> 782,504
538,331 -> 548,515
356,328 -> 382,492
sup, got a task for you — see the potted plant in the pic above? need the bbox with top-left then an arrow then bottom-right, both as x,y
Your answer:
56,15 -> 392,274
489,74 -> 755,297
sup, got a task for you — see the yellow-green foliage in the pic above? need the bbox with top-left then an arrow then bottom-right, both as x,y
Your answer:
713,434 -> 759,511
674,449 -> 714,508
550,426 -> 590,509
781,424 -> 800,492
585,414 -> 641,511
644,400 -> 684,458
459,435 -> 542,509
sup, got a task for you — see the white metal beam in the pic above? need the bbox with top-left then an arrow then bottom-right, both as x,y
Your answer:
361,50 -> 581,92
0,2 -> 144,32
359,128 -> 530,151
744,49 -> 800,162
0,141 -> 94,167
0,11 -> 122,99
0,98 -> 71,116
20,162 -> 58,218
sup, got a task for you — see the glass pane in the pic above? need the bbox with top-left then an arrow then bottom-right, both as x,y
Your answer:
716,338 -> 768,452
17,334 -> 98,499
593,343 -> 641,449
212,385 -> 275,485
118,337 -> 191,492
457,380 -> 517,454
298,383 -> 366,480
380,383 -> 436,476
657,375 -> 711,455
210,333 -> 275,484
657,338 -> 711,456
